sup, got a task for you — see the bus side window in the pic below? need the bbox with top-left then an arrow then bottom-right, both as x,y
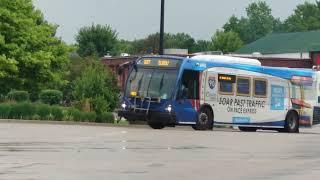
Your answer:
219,81 -> 234,95
254,78 -> 267,98
237,77 -> 251,96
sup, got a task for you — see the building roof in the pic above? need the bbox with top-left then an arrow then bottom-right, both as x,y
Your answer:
236,30 -> 320,54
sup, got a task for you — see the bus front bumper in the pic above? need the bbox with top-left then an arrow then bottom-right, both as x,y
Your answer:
118,110 -> 177,125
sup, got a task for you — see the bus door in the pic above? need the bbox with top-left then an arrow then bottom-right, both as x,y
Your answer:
174,70 -> 200,124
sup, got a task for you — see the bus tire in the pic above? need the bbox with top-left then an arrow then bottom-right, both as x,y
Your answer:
193,107 -> 213,131
239,127 -> 257,132
283,111 -> 299,133
148,123 -> 165,129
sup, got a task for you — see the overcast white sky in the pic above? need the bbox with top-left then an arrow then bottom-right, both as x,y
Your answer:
33,0 -> 315,44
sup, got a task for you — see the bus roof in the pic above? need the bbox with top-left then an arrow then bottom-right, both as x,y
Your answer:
140,55 -> 185,60
207,62 -> 314,80
190,55 -> 262,66
139,55 -> 314,80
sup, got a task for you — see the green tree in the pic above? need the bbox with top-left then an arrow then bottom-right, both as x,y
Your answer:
76,24 -> 118,57
211,31 -> 243,53
115,40 -> 135,55
223,1 -> 277,43
73,60 -> 119,113
245,1 -> 275,42
169,33 -> 196,52
127,32 -> 196,55
223,16 -> 250,43
0,0 -> 72,98
282,1 -> 320,32
193,40 -> 211,52
0,55 -> 18,78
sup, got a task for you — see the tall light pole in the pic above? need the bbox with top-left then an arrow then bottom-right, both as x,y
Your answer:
159,0 -> 165,55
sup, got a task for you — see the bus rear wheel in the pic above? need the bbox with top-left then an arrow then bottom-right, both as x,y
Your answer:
192,107 -> 213,131
283,111 -> 299,133
239,127 -> 257,132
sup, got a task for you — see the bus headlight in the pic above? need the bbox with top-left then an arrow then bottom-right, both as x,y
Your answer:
165,105 -> 172,113
121,103 -> 127,109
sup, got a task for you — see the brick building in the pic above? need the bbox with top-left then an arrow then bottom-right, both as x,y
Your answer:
101,56 -> 138,90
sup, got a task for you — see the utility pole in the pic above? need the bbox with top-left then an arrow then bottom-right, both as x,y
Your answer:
159,0 -> 165,55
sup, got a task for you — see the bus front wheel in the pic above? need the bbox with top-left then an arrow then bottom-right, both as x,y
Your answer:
148,122 -> 165,129
192,107 -> 213,131
283,111 -> 299,133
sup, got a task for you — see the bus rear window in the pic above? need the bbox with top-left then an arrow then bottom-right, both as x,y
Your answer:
254,79 -> 267,97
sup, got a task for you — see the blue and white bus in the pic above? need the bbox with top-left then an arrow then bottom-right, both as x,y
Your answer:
118,55 -> 320,133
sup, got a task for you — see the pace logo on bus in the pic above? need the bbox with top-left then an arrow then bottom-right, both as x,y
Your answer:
208,76 -> 216,89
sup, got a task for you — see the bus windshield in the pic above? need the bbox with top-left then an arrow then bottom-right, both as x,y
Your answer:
126,68 -> 178,99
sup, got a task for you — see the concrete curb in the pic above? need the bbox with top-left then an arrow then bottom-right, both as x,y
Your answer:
0,119 -> 235,131
0,119 -> 148,128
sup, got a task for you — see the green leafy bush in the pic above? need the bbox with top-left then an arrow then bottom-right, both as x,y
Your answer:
36,104 -> 51,120
73,63 -> 119,114
97,112 -> 114,123
0,94 -> 6,102
62,109 -> 72,121
91,97 -> 109,115
0,100 -> 114,124
0,103 -> 11,119
7,90 -> 30,102
20,102 -> 35,119
10,102 -> 35,119
51,106 -> 63,121
31,114 -> 41,120
39,90 -> 63,105
68,108 -> 84,122
83,112 -> 97,122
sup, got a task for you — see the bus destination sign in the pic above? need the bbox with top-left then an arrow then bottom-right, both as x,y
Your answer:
138,58 -> 180,68
218,74 -> 236,83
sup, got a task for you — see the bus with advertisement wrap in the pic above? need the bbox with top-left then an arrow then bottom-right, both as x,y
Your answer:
118,55 -> 320,133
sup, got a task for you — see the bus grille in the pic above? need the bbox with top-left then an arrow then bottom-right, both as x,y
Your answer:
313,107 -> 320,125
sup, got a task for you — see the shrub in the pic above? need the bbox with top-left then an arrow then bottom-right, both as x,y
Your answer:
10,102 -> 35,119
39,90 -> 63,105
31,114 -> 41,120
20,102 -> 35,119
36,104 -> 51,120
62,109 -> 72,121
91,97 -> 109,115
83,112 -> 97,122
51,106 -> 63,121
9,104 -> 20,119
0,103 -> 11,119
74,98 -> 91,112
97,112 -> 114,123
68,108 -> 83,122
0,94 -> 6,102
73,63 -> 119,113
7,90 -> 30,102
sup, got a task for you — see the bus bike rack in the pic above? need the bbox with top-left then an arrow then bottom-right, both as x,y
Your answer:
132,96 -> 159,115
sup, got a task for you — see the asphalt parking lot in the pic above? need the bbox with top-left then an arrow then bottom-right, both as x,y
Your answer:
1,122 -> 320,180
